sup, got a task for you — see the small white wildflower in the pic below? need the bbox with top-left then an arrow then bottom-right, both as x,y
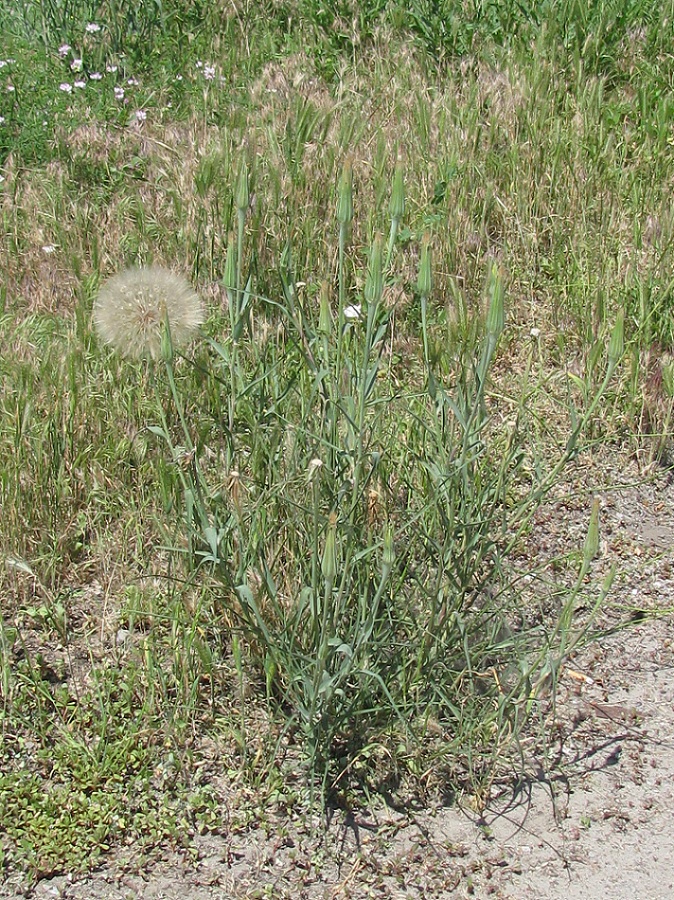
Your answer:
42,245 -> 56,254
204,66 -> 215,80
195,60 -> 203,68
0,61 -> 7,68
127,77 -> 139,86
175,74 -> 183,81
0,116 -> 4,124
74,80 -> 86,89
135,109 -> 146,122
114,86 -> 125,100
6,85 -> 15,92
343,304 -> 362,320
58,44 -> 71,57
90,72 -> 102,80
530,327 -> 541,339
71,58 -> 83,72
59,83 -> 72,93
106,64 -> 118,73
85,22 -> 101,33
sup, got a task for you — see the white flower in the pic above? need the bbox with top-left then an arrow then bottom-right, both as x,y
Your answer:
106,65 -> 118,73
6,85 -> 15,92
90,72 -> 102,80
195,60 -> 203,68
175,74 -> 183,81
0,61 -> 7,68
58,44 -> 71,57
42,245 -> 56,254
204,66 -> 215,80
71,58 -> 83,72
530,327 -> 541,339
0,116 -> 4,124
59,83 -> 72,93
127,77 -> 139,86
135,109 -> 146,122
343,304 -> 362,320
74,80 -> 86,89
85,22 -> 101,33
114,86 -> 125,99
93,267 -> 205,360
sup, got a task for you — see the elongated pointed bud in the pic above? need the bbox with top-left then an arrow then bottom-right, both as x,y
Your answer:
389,159 -> 405,222
583,496 -> 600,567
321,512 -> 337,585
319,281 -> 332,335
417,234 -> 432,297
608,309 -> 624,367
486,262 -> 505,342
365,235 -> 383,306
236,158 -> 249,213
337,160 -> 353,226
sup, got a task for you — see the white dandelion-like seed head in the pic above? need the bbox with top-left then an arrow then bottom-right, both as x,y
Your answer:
93,267 -> 204,360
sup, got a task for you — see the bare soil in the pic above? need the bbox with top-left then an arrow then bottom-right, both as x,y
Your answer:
3,450 -> 674,899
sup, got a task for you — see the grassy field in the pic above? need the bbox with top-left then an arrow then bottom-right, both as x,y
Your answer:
1,0 -> 674,882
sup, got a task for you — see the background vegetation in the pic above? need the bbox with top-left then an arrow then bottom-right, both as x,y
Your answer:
1,0 -> 673,882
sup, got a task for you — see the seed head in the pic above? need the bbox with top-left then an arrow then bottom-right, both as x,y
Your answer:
94,266 -> 204,360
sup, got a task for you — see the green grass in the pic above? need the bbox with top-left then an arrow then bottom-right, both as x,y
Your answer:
1,0 -> 674,883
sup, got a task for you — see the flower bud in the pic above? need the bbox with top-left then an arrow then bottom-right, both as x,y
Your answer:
319,281 -> 332,335
417,234 -> 432,297
486,262 -> 505,342
389,160 -> 405,223
236,158 -> 249,213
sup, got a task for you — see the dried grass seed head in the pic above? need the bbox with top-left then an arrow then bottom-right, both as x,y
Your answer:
94,266 -> 204,360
